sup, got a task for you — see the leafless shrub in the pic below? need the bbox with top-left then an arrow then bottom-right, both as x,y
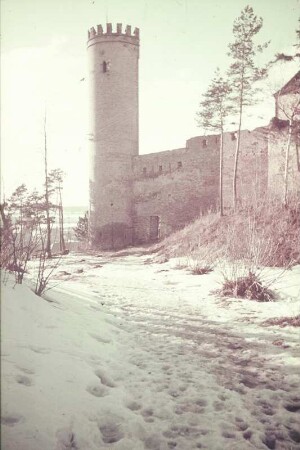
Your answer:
190,264 -> 213,275
218,269 -> 275,301
34,252 -> 62,296
186,246 -> 217,275
1,185 -> 64,295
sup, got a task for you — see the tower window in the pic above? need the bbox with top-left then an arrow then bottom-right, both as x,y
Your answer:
159,165 -> 162,173
103,60 -> 111,72
143,167 -> 147,175
177,161 -> 182,169
203,139 -> 207,148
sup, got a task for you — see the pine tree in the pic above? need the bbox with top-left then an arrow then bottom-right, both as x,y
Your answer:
74,212 -> 89,242
227,5 -> 269,210
196,68 -> 233,216
44,113 -> 52,258
48,168 -> 66,253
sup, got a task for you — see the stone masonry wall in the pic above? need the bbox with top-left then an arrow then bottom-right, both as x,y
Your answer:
132,128 -> 269,244
132,135 -> 219,243
268,122 -> 300,198
222,128 -> 269,209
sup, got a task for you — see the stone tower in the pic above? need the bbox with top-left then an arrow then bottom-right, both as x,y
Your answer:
87,23 -> 140,249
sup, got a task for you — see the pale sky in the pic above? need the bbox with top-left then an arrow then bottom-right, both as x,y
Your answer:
1,0 -> 299,205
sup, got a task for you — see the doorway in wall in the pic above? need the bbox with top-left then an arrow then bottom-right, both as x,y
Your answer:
149,216 -> 160,241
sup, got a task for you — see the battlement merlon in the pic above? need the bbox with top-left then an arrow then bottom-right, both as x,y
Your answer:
87,23 -> 140,44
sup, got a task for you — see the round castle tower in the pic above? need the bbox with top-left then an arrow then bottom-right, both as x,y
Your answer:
87,23 -> 140,249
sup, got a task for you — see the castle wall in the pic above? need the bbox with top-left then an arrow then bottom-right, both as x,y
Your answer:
132,136 -> 220,243
222,128 -> 269,208
86,24 -> 296,250
132,128 -> 269,244
268,122 -> 300,198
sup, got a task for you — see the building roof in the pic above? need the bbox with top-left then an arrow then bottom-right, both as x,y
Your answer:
274,70 -> 300,97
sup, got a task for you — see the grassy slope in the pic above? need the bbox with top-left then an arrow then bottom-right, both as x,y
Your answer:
157,199 -> 300,268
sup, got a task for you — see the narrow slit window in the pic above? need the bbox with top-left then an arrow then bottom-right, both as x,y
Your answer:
103,61 -> 107,72
143,167 -> 147,175
177,161 -> 182,169
203,139 -> 207,148
159,165 -> 162,173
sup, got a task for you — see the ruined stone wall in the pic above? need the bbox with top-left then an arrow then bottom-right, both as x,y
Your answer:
222,128 -> 269,209
268,122 -> 300,198
132,128 -> 269,243
132,136 -> 220,243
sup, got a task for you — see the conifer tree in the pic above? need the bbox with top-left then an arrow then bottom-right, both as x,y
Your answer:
44,113 -> 52,258
74,212 -> 89,242
196,68 -> 233,216
48,168 -> 66,253
227,5 -> 269,210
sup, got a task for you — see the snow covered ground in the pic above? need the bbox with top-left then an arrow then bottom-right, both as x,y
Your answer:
1,251 -> 300,450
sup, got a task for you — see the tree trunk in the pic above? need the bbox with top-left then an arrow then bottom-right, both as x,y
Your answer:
58,185 -> 66,253
233,99 -> 243,211
219,129 -> 224,216
44,114 -> 52,258
283,119 -> 293,207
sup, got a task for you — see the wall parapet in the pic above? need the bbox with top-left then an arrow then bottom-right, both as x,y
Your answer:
88,23 -> 140,42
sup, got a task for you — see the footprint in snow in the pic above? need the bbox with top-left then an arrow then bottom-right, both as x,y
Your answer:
284,397 -> 300,412
16,374 -> 33,386
95,369 -> 116,388
235,417 -> 249,431
222,430 -> 236,439
89,333 -> 111,344
99,422 -> 124,444
29,346 -> 50,354
17,366 -> 35,375
56,427 -> 78,450
86,383 -> 108,397
1,414 -> 24,427
213,400 -> 225,411
125,400 -> 142,411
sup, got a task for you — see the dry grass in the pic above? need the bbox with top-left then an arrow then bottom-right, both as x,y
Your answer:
190,265 -> 213,275
158,197 -> 300,268
218,271 -> 275,302
263,315 -> 300,327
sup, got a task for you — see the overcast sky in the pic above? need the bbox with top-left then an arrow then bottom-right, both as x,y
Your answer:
1,0 -> 299,205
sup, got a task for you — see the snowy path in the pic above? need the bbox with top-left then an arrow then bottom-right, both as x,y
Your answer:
2,253 -> 300,449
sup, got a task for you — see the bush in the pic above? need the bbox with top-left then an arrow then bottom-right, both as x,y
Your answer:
190,264 -> 213,275
219,270 -> 275,302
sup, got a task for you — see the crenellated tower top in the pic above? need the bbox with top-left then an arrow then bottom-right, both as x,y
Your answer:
87,23 -> 140,46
